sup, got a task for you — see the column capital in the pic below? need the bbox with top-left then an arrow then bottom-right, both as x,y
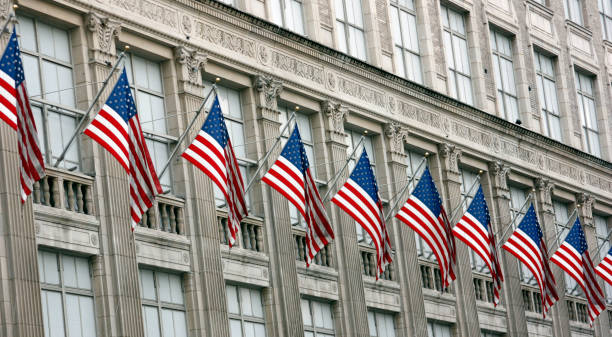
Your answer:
253,74 -> 283,110
321,99 -> 348,143
384,122 -> 409,156
576,192 -> 595,222
174,45 -> 207,96
437,143 -> 462,175
488,161 -> 511,193
85,12 -> 121,62
534,177 -> 555,213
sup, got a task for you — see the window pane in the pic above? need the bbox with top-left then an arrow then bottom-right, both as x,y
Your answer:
66,294 -> 97,337
22,54 -> 41,98
226,285 -> 240,314
250,289 -> 264,318
229,319 -> 242,337
140,269 -> 157,301
368,311 -> 377,336
291,1 -> 305,35
301,299 -> 312,326
40,251 -> 60,285
142,306 -> 161,337
41,290 -> 66,337
17,16 -> 37,52
62,255 -> 78,288
134,56 -> 149,88
37,22 -> 55,59
336,22 -> 348,53
240,288 -> 253,316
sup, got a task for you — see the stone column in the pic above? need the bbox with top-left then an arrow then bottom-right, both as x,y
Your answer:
434,143 -> 480,337
577,193 -> 610,335
253,75 -> 304,337
484,162 -> 528,336
0,97 -> 44,336
173,46 -> 230,337
534,177 -> 571,337
320,100 -> 370,337
85,14 -> 145,337
383,123 -> 428,336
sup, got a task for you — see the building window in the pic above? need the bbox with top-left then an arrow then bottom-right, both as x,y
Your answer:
600,0 -> 612,40
441,6 -> 473,105
269,0 -> 305,35
534,52 -> 562,141
17,15 -> 80,170
509,186 -> 537,287
595,215 -> 612,303
459,169 -> 488,272
564,0 -> 583,25
335,0 -> 367,60
139,269 -> 188,337
205,84 -> 252,211
216,0 -> 234,5
302,298 -> 335,336
368,311 -> 396,337
279,106 -> 316,227
490,30 -> 518,122
574,71 -> 601,157
226,285 -> 267,337
124,53 -> 173,191
345,130 -> 376,243
481,331 -> 503,337
389,0 -> 422,83
427,321 -> 452,337
38,250 -> 97,337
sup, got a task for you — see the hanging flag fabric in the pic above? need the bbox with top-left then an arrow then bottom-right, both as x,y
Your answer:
452,185 -> 503,306
0,28 -> 45,202
331,151 -> 392,279
84,68 -> 162,229
262,126 -> 334,266
181,95 -> 247,246
595,246 -> 612,287
550,217 -> 605,323
502,204 -> 558,318
396,167 -> 456,289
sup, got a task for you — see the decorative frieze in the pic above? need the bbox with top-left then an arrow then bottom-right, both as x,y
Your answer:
337,76 -> 386,108
110,0 -> 178,28
195,21 -> 256,58
264,48 -> 325,85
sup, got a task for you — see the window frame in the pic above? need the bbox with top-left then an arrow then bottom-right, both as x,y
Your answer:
574,71 -> 601,157
440,5 -> 473,105
139,268 -> 188,337
38,250 -> 97,337
490,29 -> 519,122
534,51 -> 562,141
389,0 -> 422,83
335,0 -> 367,61
564,0 -> 584,26
226,284 -> 267,337
269,0 -> 306,35
18,14 -> 82,170
600,0 -> 612,41
367,310 -> 396,337
302,297 -> 336,336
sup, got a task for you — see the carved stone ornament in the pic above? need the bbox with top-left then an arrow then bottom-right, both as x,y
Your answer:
384,122 -> 409,154
438,143 -> 462,174
576,192 -> 595,221
86,12 -> 121,56
488,161 -> 511,191
254,75 -> 283,109
174,45 -> 207,85
534,177 -> 554,206
321,100 -> 348,134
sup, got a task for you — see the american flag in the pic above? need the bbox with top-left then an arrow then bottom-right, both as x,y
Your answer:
550,217 -> 605,323
0,28 -> 45,202
452,185 -> 503,305
595,246 -> 612,287
396,167 -> 456,289
84,68 -> 162,229
502,204 -> 558,318
262,126 -> 334,266
332,151 -> 392,279
181,95 -> 247,247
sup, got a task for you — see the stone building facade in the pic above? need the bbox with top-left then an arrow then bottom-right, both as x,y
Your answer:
0,0 -> 611,336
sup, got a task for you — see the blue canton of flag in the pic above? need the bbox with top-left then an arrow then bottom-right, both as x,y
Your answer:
0,28 -> 45,202
452,185 -> 503,305
503,204 -> 558,318
551,217 -> 605,323
262,126 -> 334,266
396,167 -> 456,289
332,151 -> 392,279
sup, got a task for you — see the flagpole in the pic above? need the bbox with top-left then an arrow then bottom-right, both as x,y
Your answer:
156,80 -> 219,181
322,135 -> 365,202
448,170 -> 483,223
548,207 -> 579,254
53,47 -> 129,167
243,108 -> 297,194
496,191 -> 535,247
591,222 -> 612,258
384,154 -> 429,222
